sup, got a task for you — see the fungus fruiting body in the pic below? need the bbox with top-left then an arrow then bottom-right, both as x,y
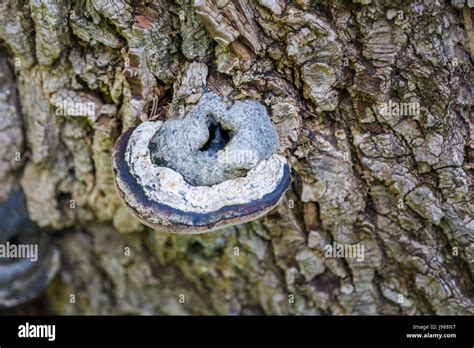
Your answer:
113,92 -> 291,234
0,190 -> 60,308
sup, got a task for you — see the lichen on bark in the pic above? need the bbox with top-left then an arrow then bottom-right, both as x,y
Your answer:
0,0 -> 472,315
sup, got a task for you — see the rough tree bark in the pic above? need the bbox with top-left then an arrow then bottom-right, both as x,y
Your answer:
0,0 -> 472,315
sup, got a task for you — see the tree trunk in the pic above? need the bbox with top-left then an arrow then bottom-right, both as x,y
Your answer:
0,0 -> 472,315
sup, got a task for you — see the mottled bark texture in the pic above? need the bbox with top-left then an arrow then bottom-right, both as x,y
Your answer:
0,0 -> 472,315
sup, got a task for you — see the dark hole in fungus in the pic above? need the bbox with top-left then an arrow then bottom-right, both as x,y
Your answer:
199,120 -> 231,154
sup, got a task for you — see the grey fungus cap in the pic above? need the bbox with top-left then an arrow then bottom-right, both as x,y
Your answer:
113,92 -> 292,234
0,190 -> 60,309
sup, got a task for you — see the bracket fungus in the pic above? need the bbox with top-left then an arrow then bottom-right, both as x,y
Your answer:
0,190 -> 60,309
113,92 -> 292,234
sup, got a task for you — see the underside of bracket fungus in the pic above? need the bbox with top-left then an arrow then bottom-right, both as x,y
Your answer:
113,92 -> 291,234
0,190 -> 60,308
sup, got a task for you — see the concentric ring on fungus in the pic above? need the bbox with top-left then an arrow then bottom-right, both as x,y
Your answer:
113,92 -> 292,234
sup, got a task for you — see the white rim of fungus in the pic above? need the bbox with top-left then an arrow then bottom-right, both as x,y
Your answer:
125,121 -> 287,214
